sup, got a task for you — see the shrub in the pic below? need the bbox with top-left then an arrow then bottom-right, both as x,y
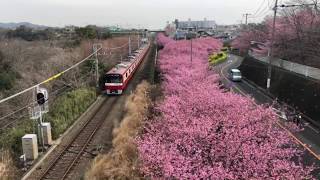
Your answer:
208,51 -> 227,65
0,72 -> 16,90
45,88 -> 96,139
0,88 -> 96,157
75,26 -> 98,40
0,119 -> 34,158
6,26 -> 53,41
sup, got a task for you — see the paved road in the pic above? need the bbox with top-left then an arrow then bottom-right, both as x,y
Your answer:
215,54 -> 320,177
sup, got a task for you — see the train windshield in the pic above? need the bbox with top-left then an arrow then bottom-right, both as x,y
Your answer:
106,74 -> 122,83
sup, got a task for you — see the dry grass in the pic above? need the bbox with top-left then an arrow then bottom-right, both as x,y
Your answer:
85,81 -> 151,180
0,150 -> 16,180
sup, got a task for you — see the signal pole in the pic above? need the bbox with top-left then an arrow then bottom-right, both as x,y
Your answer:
33,86 -> 49,152
267,0 -> 279,91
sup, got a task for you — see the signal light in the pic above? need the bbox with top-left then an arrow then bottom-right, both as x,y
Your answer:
36,88 -> 48,106
37,93 -> 45,105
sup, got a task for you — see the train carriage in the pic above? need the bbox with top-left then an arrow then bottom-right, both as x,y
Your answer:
105,41 -> 150,95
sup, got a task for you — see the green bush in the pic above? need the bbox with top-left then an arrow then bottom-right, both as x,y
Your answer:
75,26 -> 98,39
0,88 -> 96,157
0,71 -> 17,90
221,47 -> 229,52
208,52 -> 227,65
45,88 -> 96,139
0,119 -> 35,158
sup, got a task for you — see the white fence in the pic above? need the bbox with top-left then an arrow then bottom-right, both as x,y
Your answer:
251,55 -> 320,81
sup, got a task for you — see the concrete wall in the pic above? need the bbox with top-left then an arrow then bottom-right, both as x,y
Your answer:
239,56 -> 320,123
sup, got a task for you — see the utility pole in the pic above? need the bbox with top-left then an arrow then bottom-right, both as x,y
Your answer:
190,38 -> 193,63
138,34 -> 140,49
93,44 -> 102,89
267,0 -> 279,91
243,13 -> 251,25
128,36 -> 132,55
188,30 -> 193,64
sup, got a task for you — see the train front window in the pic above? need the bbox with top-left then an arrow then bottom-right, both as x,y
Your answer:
106,74 -> 122,83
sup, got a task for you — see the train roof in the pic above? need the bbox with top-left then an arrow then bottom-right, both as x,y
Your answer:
107,61 -> 132,75
106,44 -> 149,75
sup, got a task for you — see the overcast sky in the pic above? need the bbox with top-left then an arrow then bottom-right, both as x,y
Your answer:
0,0 -> 274,29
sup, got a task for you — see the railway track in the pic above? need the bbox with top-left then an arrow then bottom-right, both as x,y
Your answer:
24,39 -> 156,180
37,97 -> 118,180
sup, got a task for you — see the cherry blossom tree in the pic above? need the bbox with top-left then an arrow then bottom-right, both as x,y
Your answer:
137,34 -> 315,179
232,0 -> 320,67
231,24 -> 268,55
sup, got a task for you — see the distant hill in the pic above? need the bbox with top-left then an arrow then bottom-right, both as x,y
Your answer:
0,22 -> 48,30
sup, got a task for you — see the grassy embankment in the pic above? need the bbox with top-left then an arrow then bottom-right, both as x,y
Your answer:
0,88 -> 96,158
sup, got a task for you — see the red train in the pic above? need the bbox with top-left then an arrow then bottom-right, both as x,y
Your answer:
104,41 -> 150,95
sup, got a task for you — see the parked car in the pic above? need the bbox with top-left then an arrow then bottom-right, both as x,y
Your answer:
229,69 -> 242,81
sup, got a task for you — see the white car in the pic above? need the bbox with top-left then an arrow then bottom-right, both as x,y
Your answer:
230,69 -> 242,82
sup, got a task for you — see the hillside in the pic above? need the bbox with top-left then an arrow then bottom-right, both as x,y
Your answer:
0,22 -> 48,30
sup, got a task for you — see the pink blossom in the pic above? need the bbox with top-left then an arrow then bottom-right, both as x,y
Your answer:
137,34 -> 314,179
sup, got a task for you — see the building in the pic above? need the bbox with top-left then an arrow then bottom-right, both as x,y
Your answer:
174,30 -> 187,40
214,24 -> 241,40
175,18 -> 217,31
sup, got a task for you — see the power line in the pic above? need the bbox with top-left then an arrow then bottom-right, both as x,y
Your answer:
268,0 -> 275,8
277,3 -> 318,8
0,40 -> 134,123
104,42 -> 129,51
0,84 -> 71,122
248,0 -> 273,21
0,48 -> 101,105
253,0 -> 267,17
0,40 -> 131,105
251,6 -> 271,18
